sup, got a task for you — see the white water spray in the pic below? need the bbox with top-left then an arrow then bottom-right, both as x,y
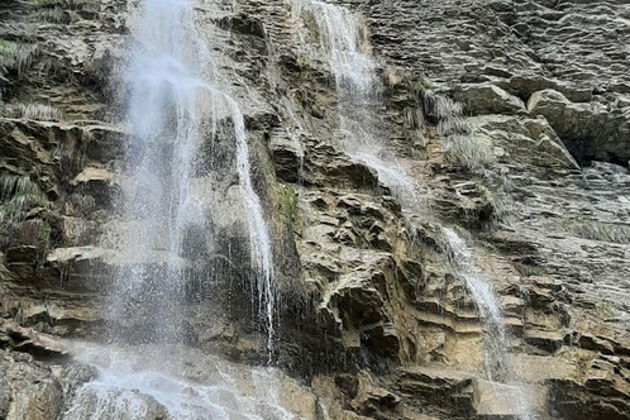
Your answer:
66,0 -> 280,416
63,345 -> 299,420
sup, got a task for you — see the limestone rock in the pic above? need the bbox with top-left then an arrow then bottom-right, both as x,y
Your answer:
1,0 -> 630,418
528,89 -> 630,164
70,166 -> 120,208
0,352 -> 64,420
458,83 -> 526,116
0,319 -> 68,358
474,379 -> 541,419
268,131 -> 304,183
467,114 -> 579,169
504,75 -> 593,103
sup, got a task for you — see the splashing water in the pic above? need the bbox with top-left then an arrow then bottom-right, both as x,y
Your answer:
226,97 -> 276,354
110,0 -> 212,344
442,227 -> 535,419
63,345 -> 300,420
74,0 -> 281,415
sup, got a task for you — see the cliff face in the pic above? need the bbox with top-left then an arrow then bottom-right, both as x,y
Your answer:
0,0 -> 629,419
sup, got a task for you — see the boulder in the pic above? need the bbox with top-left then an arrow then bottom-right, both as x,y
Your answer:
459,83 -> 526,116
528,89 -> 630,164
467,114 -> 579,169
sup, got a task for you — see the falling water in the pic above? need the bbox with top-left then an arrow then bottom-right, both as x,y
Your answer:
293,0 -> 419,211
110,0 -> 213,344
109,0 -> 275,349
227,98 -> 276,354
442,227 -> 534,419
66,0 -> 281,416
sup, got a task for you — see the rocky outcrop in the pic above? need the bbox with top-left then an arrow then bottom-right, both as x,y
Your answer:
528,89 -> 630,164
0,0 -> 629,419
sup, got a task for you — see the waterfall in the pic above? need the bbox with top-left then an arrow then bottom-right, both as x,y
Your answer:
108,0 -> 275,349
107,0 -> 210,344
293,0 -> 419,212
226,98 -> 276,354
291,2 -> 535,417
63,0 -> 282,417
442,227 -> 534,419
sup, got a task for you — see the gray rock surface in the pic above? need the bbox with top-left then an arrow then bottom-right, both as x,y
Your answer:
0,0 -> 628,419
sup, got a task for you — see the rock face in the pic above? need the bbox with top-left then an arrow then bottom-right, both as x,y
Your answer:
1,0 -> 629,419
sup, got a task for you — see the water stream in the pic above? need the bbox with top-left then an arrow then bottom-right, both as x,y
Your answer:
66,0 -> 279,417
293,0 -> 419,212
443,227 -> 534,419
61,0 -> 537,417
111,0 -> 274,347
292,2 -> 534,416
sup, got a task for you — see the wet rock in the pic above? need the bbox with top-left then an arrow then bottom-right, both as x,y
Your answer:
268,131 -> 303,183
504,75 -> 593,103
320,254 -> 401,358
0,319 -> 68,358
473,379 -> 539,419
549,377 -> 630,420
70,166 -> 120,208
43,246 -> 113,293
0,352 -> 64,420
350,372 -> 402,419
64,385 -> 170,420
81,124 -> 127,164
302,140 -> 381,191
393,366 -> 475,420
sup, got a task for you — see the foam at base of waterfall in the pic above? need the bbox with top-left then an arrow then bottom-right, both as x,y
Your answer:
65,371 -> 294,420
63,345 -> 299,420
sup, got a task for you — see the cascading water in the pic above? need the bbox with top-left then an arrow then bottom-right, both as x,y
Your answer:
227,98 -> 276,353
292,3 -> 534,416
63,0 -> 283,417
442,227 -> 534,419
109,0 -> 275,349
109,0 -> 211,345
293,0 -> 419,212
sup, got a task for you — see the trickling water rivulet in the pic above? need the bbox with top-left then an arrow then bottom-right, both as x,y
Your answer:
443,228 -> 535,419
293,0 -> 419,212
292,2 -> 536,417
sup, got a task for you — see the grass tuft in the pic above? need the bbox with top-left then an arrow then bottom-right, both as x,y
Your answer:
0,40 -> 39,77
561,218 -> 630,244
11,103 -> 63,121
0,174 -> 52,251
424,92 -> 495,172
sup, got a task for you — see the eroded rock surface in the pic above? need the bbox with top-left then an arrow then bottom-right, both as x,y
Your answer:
0,0 -> 628,419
